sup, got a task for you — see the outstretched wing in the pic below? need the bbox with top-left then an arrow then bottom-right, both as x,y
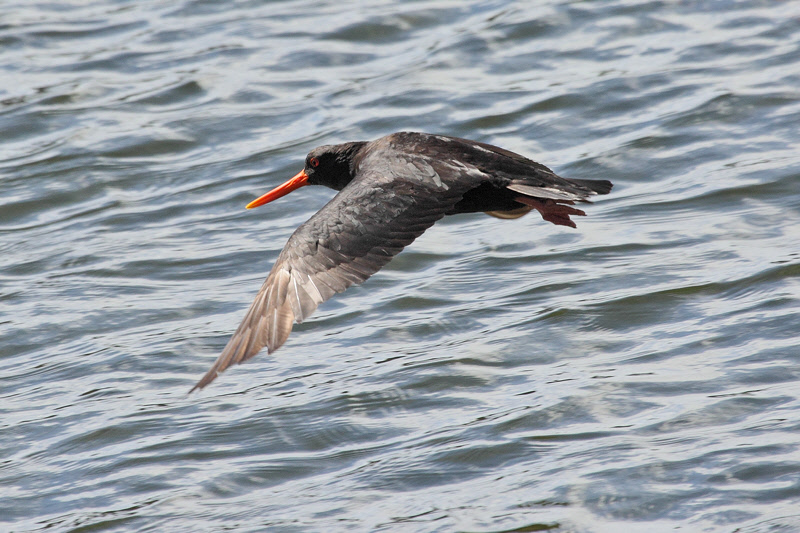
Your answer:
191,173 -> 465,391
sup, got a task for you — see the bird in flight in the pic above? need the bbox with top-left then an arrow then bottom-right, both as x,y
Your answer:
191,132 -> 612,391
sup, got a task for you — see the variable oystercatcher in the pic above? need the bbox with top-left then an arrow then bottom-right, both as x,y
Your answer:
191,132 -> 612,391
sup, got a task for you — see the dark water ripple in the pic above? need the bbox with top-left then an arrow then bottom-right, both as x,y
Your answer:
2,1 -> 800,532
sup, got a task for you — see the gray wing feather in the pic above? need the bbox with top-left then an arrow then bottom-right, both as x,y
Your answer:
191,173 -> 464,391
507,182 -> 598,202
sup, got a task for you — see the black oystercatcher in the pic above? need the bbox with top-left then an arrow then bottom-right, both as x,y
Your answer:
191,132 -> 612,391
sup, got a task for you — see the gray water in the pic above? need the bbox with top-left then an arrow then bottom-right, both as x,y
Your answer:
2,1 -> 800,532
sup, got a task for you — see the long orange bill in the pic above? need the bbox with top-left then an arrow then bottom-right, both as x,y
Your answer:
246,170 -> 309,209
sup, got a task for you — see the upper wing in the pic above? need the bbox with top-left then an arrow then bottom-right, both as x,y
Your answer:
435,134 -> 612,197
390,133 -> 613,227
377,132 -> 612,199
191,173 -> 465,391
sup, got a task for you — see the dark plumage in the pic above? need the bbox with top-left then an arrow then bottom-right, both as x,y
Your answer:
191,132 -> 612,391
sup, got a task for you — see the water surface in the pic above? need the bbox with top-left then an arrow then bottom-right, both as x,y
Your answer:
2,1 -> 800,531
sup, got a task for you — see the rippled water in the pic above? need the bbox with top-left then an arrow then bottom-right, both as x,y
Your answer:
2,1 -> 800,531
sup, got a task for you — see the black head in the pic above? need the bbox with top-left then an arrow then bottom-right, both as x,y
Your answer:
245,141 -> 367,209
303,142 -> 366,191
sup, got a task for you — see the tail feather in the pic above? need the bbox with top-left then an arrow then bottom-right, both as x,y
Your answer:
508,178 -> 612,204
567,178 -> 613,195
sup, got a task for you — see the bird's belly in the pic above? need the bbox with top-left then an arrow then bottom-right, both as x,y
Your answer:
448,183 -> 522,215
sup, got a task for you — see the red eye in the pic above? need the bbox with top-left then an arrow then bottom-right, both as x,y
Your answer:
310,157 -> 320,168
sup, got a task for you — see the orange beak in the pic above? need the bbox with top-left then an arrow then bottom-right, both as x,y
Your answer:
246,170 -> 309,209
